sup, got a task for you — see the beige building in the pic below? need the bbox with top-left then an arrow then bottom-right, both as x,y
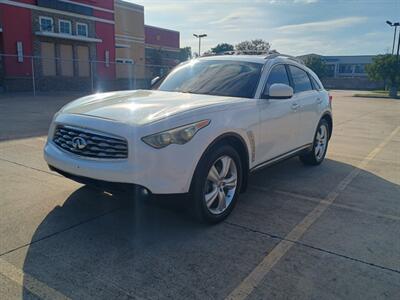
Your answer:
114,0 -> 145,79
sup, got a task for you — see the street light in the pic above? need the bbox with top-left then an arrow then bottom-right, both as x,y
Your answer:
386,20 -> 400,54
386,20 -> 400,98
193,33 -> 207,56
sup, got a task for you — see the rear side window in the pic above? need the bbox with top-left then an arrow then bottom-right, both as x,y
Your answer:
309,75 -> 322,90
289,65 -> 313,93
264,64 -> 290,94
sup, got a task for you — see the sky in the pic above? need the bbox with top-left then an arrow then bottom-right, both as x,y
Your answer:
129,0 -> 400,56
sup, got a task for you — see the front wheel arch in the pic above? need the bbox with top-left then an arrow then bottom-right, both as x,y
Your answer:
190,132 -> 250,194
321,112 -> 333,140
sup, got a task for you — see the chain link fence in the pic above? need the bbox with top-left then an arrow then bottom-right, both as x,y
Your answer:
0,53 -> 174,95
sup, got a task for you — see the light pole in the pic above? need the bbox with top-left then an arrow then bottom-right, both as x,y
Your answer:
386,21 -> 400,54
386,21 -> 400,98
193,33 -> 207,56
396,25 -> 400,98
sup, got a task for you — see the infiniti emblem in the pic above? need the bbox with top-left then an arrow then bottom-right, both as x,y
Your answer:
71,137 -> 87,150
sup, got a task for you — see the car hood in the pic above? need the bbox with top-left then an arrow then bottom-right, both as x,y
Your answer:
61,90 -> 241,125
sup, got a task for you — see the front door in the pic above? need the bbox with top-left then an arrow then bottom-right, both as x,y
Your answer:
256,64 -> 301,164
287,65 -> 320,146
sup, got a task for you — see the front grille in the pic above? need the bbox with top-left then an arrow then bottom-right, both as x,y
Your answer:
53,125 -> 128,159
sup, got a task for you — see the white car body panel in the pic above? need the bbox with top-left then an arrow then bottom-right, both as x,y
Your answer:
44,55 -> 332,194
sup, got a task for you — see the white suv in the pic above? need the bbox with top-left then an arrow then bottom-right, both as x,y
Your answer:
44,54 -> 332,223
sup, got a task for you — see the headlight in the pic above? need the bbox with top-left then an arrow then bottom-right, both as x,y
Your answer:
141,120 -> 210,149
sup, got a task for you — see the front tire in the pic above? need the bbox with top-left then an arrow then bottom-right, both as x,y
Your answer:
300,119 -> 330,166
191,144 -> 242,224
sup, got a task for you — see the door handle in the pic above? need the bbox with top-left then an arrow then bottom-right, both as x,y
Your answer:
291,103 -> 299,111
316,97 -> 322,104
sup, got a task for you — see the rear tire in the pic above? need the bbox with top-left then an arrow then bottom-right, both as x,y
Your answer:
191,144 -> 242,224
300,119 -> 329,166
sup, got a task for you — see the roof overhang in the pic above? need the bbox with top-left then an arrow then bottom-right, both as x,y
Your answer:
35,31 -> 102,43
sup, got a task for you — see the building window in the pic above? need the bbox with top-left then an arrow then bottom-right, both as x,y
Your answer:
76,23 -> 88,37
338,64 -> 353,74
326,64 -> 335,77
39,16 -> 54,32
40,42 -> 56,76
59,20 -> 72,35
77,46 -> 90,77
354,64 -> 366,74
60,44 -> 73,77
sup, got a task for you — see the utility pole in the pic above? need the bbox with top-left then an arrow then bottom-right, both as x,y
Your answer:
193,33 -> 207,56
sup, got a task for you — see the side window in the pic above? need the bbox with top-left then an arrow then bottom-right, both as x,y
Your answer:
264,64 -> 290,95
309,75 -> 322,90
289,65 -> 313,93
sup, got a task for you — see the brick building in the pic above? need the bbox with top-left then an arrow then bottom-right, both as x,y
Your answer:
0,0 -> 115,91
114,0 -> 145,82
0,0 -> 181,92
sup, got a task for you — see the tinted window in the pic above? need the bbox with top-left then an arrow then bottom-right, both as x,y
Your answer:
264,64 -> 290,94
158,60 -> 262,98
289,65 -> 313,93
310,75 -> 322,90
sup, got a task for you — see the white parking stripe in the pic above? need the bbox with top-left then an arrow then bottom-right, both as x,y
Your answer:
226,126 -> 400,300
250,187 -> 400,222
0,258 -> 71,300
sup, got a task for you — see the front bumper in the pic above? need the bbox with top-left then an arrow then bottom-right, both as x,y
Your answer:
48,165 -> 144,193
43,113 -> 205,194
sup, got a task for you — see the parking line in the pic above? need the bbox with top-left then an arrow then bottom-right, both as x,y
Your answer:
226,126 -> 400,300
250,187 -> 400,222
0,258 -> 71,300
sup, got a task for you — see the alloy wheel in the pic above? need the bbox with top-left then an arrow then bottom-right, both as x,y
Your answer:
204,155 -> 238,215
315,124 -> 328,161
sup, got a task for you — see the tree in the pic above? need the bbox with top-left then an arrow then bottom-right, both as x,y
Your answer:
303,55 -> 328,79
211,43 -> 234,54
235,39 -> 270,54
179,47 -> 192,62
366,54 -> 399,98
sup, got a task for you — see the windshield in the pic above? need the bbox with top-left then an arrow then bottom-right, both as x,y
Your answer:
157,60 -> 263,98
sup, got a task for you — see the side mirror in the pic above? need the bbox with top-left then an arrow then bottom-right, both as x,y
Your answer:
265,83 -> 293,99
151,76 -> 160,87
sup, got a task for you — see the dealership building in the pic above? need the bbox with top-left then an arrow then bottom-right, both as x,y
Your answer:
299,54 -> 383,90
0,0 -> 180,92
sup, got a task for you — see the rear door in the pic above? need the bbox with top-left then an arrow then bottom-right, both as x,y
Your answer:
287,65 -> 318,147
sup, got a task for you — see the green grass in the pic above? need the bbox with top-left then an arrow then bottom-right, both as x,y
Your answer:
370,90 -> 389,94
353,90 -> 399,99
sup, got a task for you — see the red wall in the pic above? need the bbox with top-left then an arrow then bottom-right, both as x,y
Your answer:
74,0 -> 114,11
0,4 -> 33,76
145,26 -> 180,49
0,1 -> 115,79
95,22 -> 115,79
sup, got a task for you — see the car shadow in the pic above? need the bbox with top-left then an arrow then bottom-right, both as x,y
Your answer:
20,158 -> 399,299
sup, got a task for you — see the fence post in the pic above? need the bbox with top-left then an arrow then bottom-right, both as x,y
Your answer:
90,60 -> 94,93
31,56 -> 36,97
133,64 -> 137,89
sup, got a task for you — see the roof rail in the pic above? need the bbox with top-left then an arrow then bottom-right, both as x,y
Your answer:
199,51 -> 304,65
202,50 -> 270,57
265,53 -> 304,65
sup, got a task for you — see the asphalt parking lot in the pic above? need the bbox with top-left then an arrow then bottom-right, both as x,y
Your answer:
0,90 -> 399,299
